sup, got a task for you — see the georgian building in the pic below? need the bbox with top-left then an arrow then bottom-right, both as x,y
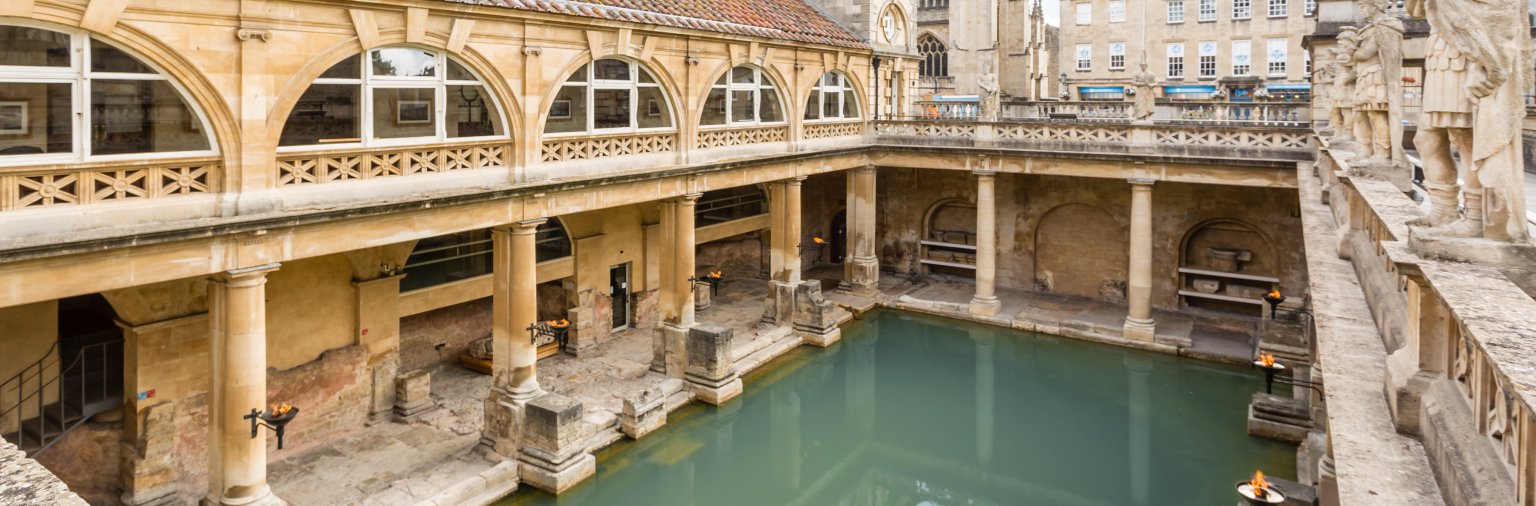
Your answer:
1058,0 -> 1317,101
903,0 -> 1056,104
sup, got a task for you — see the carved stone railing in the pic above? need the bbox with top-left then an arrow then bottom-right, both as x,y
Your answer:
1318,147 -> 1536,504
278,141 -> 510,186
1000,100 -> 1312,127
872,119 -> 1312,161
541,132 -> 676,163
695,125 -> 789,150
1,157 -> 220,210
802,121 -> 865,140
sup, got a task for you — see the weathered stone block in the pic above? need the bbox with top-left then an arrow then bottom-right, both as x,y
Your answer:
518,394 -> 595,494
792,281 -> 841,347
1247,392 -> 1312,444
760,281 -> 796,325
394,370 -> 437,420
368,355 -> 399,421
620,385 -> 666,439
650,324 -> 690,377
480,391 -> 525,460
684,325 -> 742,405
693,281 -> 712,310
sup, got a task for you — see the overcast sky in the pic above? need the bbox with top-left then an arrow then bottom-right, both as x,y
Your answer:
1043,1 -> 1061,26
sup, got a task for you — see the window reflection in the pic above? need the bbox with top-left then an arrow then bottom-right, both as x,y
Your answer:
544,59 -> 673,134
0,26 -> 70,67
91,80 -> 209,155
701,66 -> 783,127
805,72 -> 860,121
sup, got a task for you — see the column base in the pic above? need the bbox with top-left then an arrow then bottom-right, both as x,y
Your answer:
519,454 -> 596,495
1122,318 -> 1156,342
842,257 -> 880,296
205,486 -> 286,506
797,325 -> 842,347
687,376 -> 744,406
480,388 -> 530,458
968,296 -> 1001,317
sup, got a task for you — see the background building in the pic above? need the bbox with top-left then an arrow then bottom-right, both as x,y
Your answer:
898,0 -> 1055,104
1058,0 -> 1317,101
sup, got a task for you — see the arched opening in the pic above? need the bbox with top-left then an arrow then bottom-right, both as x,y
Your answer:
830,209 -> 847,264
1177,219 -> 1280,315
399,218 -> 572,292
701,65 -> 785,127
803,71 -> 861,121
917,34 -> 949,78
278,47 -> 508,148
1033,203 -> 1128,301
544,58 -> 674,134
0,24 -> 215,165
921,199 -> 977,277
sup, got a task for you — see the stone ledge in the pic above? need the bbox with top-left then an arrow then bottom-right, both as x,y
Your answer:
0,439 -> 88,506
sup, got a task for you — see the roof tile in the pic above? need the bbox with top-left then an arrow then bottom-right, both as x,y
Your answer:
444,0 -> 868,49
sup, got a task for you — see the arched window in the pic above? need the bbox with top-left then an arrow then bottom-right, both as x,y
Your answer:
545,59 -> 673,134
279,47 -> 506,148
917,35 -> 949,78
701,66 -> 784,126
803,72 -> 860,122
0,24 -> 213,164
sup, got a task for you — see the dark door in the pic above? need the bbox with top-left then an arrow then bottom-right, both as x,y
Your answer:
610,263 -> 630,330
830,209 -> 848,263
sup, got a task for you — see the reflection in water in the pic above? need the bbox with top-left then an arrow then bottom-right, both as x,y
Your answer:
503,311 -> 1293,506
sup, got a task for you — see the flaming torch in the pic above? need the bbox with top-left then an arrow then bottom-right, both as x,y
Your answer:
1253,353 -> 1286,394
702,269 -> 724,296
1236,470 -> 1285,504
245,402 -> 301,450
1262,289 -> 1286,319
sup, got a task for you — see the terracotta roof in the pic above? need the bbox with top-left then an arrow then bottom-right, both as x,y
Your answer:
443,0 -> 869,49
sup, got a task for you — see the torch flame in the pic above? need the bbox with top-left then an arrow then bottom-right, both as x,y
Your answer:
271,403 -> 293,416
1259,353 -> 1276,368
710,270 -> 723,278
1267,290 -> 1282,299
812,236 -> 826,244
547,319 -> 570,328
1249,470 -> 1269,497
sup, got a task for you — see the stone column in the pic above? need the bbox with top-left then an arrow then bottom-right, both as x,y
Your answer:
206,264 -> 283,506
653,194 -> 700,376
763,178 -> 805,326
969,169 -> 1001,316
1123,179 -> 1156,341
843,166 -> 880,295
482,219 -> 545,457
352,273 -> 404,422
781,177 -> 806,284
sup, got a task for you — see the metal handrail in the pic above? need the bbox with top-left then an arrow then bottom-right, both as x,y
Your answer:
2,338 -> 123,455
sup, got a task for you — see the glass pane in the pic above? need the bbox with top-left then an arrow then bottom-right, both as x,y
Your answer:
823,90 -> 840,118
730,90 -> 754,123
320,55 -> 360,79
759,87 -> 783,123
371,87 -> 436,139
447,85 -> 502,138
637,68 -> 656,84
593,88 -> 632,129
636,87 -> 671,129
91,80 -> 210,155
804,90 -> 819,120
565,64 -> 588,83
593,59 -> 630,81
447,59 -> 476,81
701,88 -> 727,126
90,39 -> 154,74
842,90 -> 859,118
371,48 -> 436,77
713,74 -> 728,87
0,26 -> 71,67
279,84 -> 361,146
731,67 -> 754,84
544,85 -> 588,134
0,82 -> 72,156
822,73 -> 840,87
401,229 -> 493,292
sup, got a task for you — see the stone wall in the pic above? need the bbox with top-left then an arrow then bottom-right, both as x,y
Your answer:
35,420 -> 121,505
400,298 -> 492,373
266,255 -> 360,371
265,345 -> 370,458
0,438 -> 86,505
696,232 -> 765,279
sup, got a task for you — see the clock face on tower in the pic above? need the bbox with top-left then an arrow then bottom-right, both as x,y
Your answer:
881,11 -> 896,43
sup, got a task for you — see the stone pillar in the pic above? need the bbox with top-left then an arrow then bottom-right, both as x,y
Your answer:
763,178 -> 806,326
843,166 -> 880,295
1123,179 -> 1156,341
206,264 -> 283,506
518,394 -> 596,493
482,219 -> 545,457
653,194 -> 700,377
779,177 -> 806,284
684,324 -> 742,405
969,169 -> 1001,317
352,273 -> 404,422
1388,275 -> 1450,436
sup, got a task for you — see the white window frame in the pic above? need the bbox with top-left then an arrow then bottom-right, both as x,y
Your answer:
1076,43 -> 1093,71
1198,41 -> 1218,78
544,59 -> 676,138
1232,40 -> 1252,75
1076,3 -> 1093,24
0,22 -> 219,167
1268,0 -> 1288,17
1167,43 -> 1185,79
1167,0 -> 1186,23
1199,0 -> 1217,21
1304,0 -> 1316,15
1266,39 -> 1288,76
279,47 -> 510,151
1233,0 -> 1252,19
702,66 -> 784,127
1109,0 -> 1127,22
1110,42 -> 1127,70
805,72 -> 860,122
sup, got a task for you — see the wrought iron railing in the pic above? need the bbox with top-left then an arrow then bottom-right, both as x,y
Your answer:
0,334 -> 123,456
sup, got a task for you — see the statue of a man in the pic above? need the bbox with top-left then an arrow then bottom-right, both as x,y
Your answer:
978,64 -> 1000,121
1131,61 -> 1157,122
1407,0 -> 1532,242
1329,28 -> 1361,147
1348,1 -> 1405,169
1312,48 -> 1337,135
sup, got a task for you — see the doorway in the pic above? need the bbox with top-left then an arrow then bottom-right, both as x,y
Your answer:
830,209 -> 848,264
610,263 -> 631,330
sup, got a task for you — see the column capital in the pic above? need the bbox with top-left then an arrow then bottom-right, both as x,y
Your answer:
1128,178 -> 1156,188
973,169 -> 997,177
211,263 -> 281,285
496,218 -> 547,235
670,193 -> 703,205
786,176 -> 808,185
857,164 -> 877,174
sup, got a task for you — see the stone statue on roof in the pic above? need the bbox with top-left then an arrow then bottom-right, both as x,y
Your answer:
1347,0 -> 1405,183
978,63 -> 1000,121
1328,28 -> 1360,149
1131,60 -> 1157,123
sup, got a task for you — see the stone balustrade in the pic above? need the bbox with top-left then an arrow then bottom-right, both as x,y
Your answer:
996,100 -> 1312,127
541,131 -> 677,163
1,157 -> 220,210
872,119 -> 1314,161
277,140 -> 511,186
1316,147 -> 1536,504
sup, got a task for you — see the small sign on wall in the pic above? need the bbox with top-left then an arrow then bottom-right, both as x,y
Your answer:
136,389 -> 156,400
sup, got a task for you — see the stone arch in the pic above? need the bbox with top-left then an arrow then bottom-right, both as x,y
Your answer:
536,52 -> 685,135
1033,203 -> 1128,301
920,198 -> 977,275
795,68 -> 869,121
1178,219 -> 1278,275
694,62 -> 794,126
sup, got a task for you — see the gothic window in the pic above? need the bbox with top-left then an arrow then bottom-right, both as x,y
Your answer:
544,58 -> 674,135
803,72 -> 860,121
917,35 -> 949,78
279,47 -> 507,148
701,66 -> 784,126
0,24 -> 213,164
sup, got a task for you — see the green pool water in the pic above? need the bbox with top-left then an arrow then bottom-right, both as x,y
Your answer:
502,310 -> 1294,506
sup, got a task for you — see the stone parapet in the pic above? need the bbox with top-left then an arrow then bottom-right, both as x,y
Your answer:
517,394 -> 595,494
0,439 -> 87,505
684,325 -> 743,405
